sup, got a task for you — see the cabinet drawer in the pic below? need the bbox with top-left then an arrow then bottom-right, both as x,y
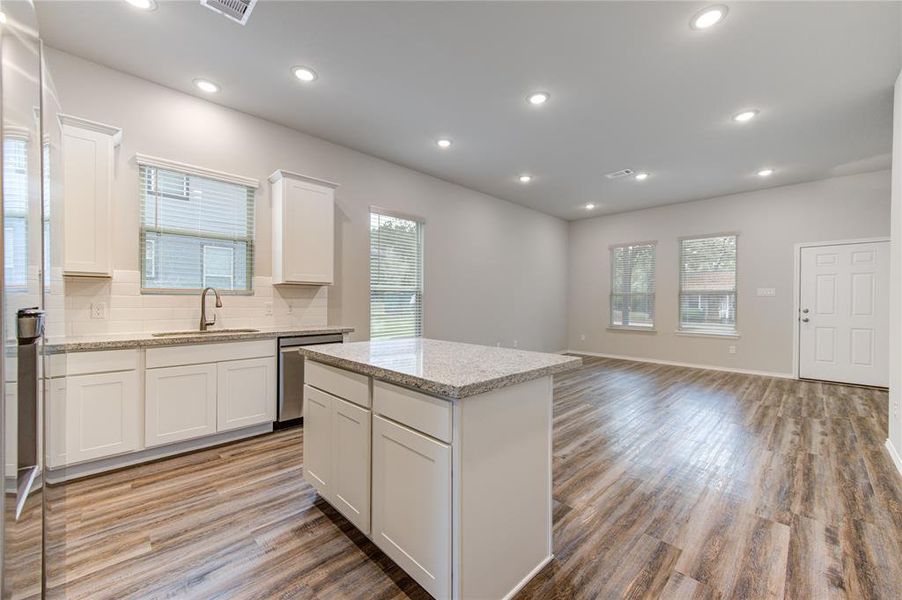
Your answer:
373,381 -> 451,443
62,349 -> 139,376
305,360 -> 370,408
146,340 -> 275,369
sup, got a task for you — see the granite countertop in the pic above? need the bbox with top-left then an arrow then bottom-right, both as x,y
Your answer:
298,338 -> 582,399
45,325 -> 353,353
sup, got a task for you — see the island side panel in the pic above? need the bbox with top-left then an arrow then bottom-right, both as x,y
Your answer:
453,375 -> 553,600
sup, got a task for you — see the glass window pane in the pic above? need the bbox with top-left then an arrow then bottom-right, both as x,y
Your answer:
370,212 -> 423,339
140,165 -> 254,291
678,235 -> 737,332
610,242 -> 655,327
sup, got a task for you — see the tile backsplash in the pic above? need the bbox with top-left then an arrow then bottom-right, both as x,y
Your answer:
63,270 -> 328,336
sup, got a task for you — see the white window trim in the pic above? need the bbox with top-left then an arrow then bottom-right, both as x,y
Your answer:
674,330 -> 741,339
677,232 -> 739,335
609,240 -> 657,330
135,153 -> 259,189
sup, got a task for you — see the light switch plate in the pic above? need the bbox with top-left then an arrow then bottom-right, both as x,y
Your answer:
756,288 -> 776,297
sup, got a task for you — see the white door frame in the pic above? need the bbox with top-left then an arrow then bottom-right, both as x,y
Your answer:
792,236 -> 891,379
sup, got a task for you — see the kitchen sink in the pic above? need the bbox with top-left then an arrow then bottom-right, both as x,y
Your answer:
151,328 -> 260,337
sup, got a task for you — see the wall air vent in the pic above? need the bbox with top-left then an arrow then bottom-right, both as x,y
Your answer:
604,169 -> 634,180
201,0 -> 257,25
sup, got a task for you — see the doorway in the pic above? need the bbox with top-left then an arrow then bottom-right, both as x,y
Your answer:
797,239 -> 890,387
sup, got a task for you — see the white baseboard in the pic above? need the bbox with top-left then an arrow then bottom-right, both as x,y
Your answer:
501,554 -> 553,600
563,349 -> 795,379
885,439 -> 902,477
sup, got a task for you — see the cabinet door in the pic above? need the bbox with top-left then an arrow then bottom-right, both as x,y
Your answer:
64,371 -> 140,464
372,415 -> 451,599
62,122 -> 114,276
302,385 -> 333,498
280,179 -> 334,284
217,357 -> 276,432
332,396 -> 371,534
145,364 -> 217,447
46,379 -> 66,469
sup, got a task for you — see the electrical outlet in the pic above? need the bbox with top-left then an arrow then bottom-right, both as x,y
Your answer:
90,302 -> 106,320
728,345 -> 737,355
286,303 -> 293,314
580,334 -> 586,342
513,340 -> 519,348
756,288 -> 776,297
264,302 -> 273,316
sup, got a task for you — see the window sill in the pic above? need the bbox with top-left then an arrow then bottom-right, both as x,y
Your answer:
607,326 -> 658,334
674,330 -> 740,340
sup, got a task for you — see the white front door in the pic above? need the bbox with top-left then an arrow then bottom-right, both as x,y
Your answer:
799,241 -> 889,387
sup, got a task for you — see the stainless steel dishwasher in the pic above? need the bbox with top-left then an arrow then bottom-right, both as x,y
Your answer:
277,333 -> 344,427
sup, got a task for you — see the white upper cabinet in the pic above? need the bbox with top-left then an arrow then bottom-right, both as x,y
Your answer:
59,114 -> 121,277
270,170 -> 337,285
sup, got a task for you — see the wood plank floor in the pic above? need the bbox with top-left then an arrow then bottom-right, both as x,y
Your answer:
44,356 -> 902,599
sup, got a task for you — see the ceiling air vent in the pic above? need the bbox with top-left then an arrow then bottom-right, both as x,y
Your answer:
201,0 -> 257,25
604,169 -> 634,180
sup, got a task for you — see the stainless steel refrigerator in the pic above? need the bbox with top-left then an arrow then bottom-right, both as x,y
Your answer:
1,2 -> 50,597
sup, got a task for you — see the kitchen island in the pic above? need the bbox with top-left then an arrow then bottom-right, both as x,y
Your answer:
298,338 -> 581,600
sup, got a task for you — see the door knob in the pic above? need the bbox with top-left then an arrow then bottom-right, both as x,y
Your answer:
801,308 -> 809,314
801,317 -> 810,323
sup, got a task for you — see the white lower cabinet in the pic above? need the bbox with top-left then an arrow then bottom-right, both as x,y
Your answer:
332,396 -> 371,534
145,364 -> 218,447
303,384 -> 372,533
63,371 -> 140,464
217,357 -> 276,432
303,385 -> 334,496
372,415 -> 451,600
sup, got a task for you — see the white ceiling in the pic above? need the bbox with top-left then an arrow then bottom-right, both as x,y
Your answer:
35,1 -> 901,220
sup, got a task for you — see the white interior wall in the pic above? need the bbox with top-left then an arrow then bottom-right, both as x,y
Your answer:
45,49 -> 569,351
568,170 -> 892,375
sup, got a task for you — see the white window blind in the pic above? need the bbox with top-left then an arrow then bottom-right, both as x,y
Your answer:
610,242 -> 656,328
679,234 -> 737,334
140,163 -> 254,292
3,136 -> 28,290
370,210 -> 423,339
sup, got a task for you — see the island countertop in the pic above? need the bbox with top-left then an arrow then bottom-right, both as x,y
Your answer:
297,337 -> 582,399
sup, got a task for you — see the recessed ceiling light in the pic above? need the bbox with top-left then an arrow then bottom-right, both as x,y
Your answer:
193,78 -> 220,94
436,138 -> 452,149
733,109 -> 759,123
527,92 -> 550,106
292,66 -> 317,83
757,168 -> 774,177
125,0 -> 157,10
585,203 -> 596,210
634,172 -> 649,181
690,5 -> 728,30
519,175 -> 532,184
